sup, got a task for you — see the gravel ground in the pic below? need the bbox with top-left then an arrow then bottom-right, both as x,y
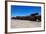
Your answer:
11,19 -> 41,28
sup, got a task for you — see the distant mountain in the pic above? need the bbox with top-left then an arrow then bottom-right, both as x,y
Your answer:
11,13 -> 41,22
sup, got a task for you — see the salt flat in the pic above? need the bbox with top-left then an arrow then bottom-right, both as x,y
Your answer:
11,19 -> 41,28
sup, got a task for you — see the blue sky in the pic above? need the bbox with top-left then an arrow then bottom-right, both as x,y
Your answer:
11,5 -> 41,17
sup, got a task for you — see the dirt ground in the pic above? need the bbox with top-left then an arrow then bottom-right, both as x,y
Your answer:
11,19 -> 41,28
